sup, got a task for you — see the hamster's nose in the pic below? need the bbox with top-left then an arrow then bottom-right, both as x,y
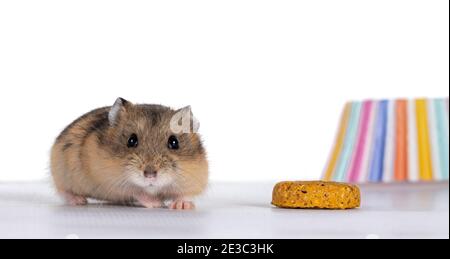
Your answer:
144,167 -> 157,179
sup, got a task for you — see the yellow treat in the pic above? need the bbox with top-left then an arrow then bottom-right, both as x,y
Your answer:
272,181 -> 361,209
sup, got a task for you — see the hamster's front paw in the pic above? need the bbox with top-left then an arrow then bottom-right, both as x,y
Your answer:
135,194 -> 163,209
62,192 -> 87,206
169,200 -> 195,210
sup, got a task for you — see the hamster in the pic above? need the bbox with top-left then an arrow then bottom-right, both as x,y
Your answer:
50,98 -> 209,210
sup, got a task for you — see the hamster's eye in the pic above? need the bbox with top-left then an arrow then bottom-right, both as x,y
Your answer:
168,135 -> 179,150
127,134 -> 138,148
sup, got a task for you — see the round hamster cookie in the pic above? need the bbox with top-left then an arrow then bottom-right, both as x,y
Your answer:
272,181 -> 361,209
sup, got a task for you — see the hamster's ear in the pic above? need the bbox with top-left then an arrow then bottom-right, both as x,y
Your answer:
109,97 -> 131,125
178,106 -> 192,116
171,106 -> 200,133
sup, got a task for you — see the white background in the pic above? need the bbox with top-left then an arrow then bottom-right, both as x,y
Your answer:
0,0 -> 448,182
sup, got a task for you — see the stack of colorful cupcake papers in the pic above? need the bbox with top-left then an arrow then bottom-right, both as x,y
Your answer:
323,98 -> 449,183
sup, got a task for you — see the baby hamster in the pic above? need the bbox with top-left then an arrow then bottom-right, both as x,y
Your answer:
51,98 -> 209,210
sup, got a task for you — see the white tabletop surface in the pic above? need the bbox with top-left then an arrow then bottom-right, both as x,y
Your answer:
0,181 -> 448,239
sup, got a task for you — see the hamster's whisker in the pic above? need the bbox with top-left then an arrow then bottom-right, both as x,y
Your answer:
170,171 -> 206,195
101,174 -> 133,203
174,167 -> 205,186
174,173 -> 203,189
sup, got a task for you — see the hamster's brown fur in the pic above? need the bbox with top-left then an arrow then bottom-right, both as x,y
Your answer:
51,98 -> 209,209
